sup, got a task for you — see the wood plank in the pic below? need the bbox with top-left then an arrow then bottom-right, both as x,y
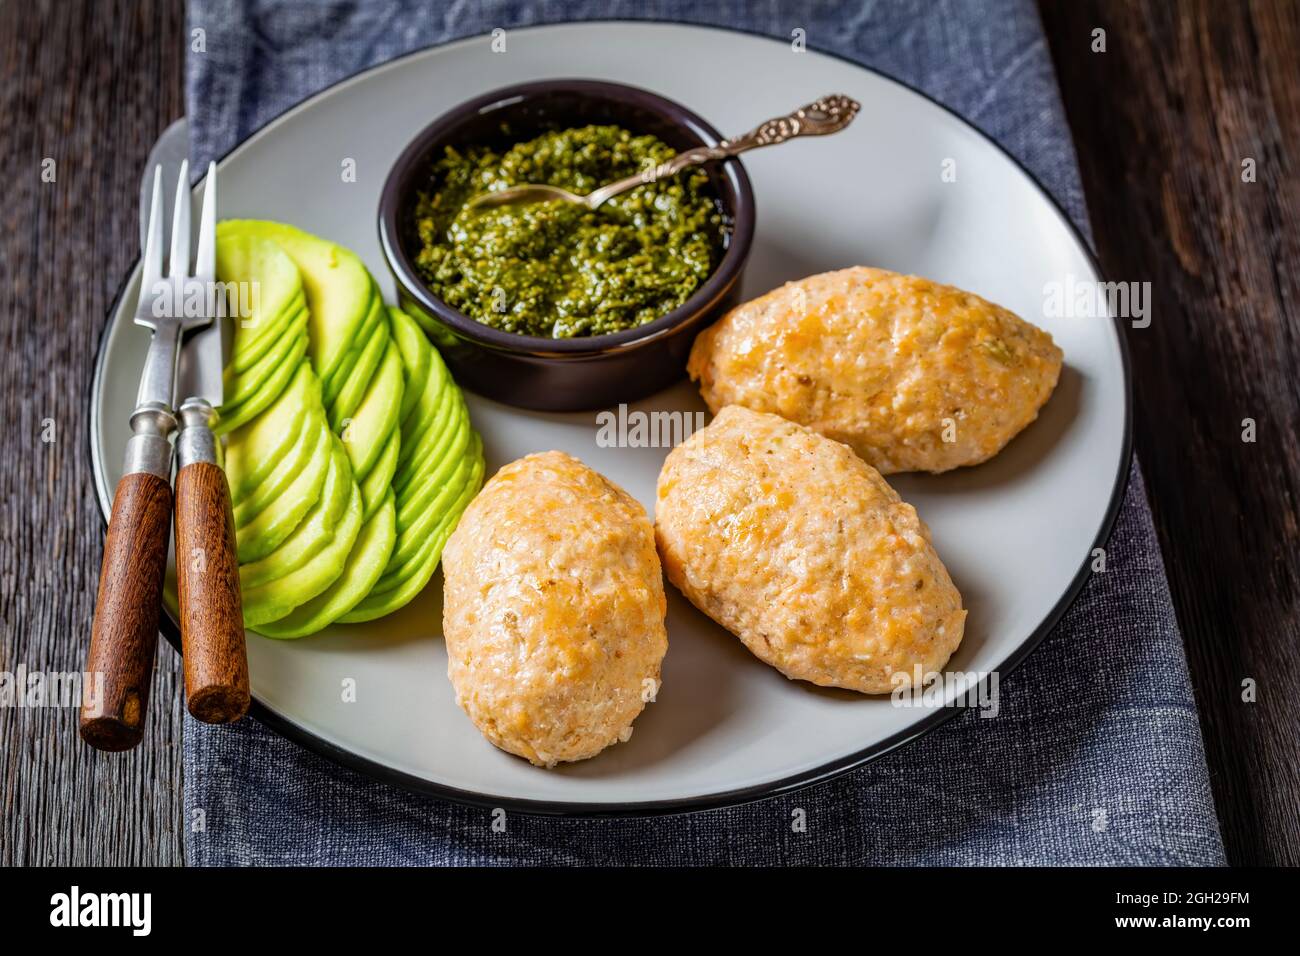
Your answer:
1040,0 -> 1300,865
0,0 -> 187,866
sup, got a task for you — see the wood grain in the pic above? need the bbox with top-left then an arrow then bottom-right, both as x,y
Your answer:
174,461 -> 249,724
1039,0 -> 1300,865
82,471 -> 172,751
0,0 -> 186,865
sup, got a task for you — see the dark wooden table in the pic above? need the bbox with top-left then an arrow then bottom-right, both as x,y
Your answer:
1040,0 -> 1300,866
2,0 -> 1295,866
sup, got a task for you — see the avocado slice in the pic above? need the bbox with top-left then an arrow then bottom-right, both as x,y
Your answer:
228,292 -> 306,375
340,338 -> 404,481
373,433 -> 482,592
236,415 -> 333,564
254,491 -> 397,639
394,407 -> 470,538
395,355 -> 451,472
233,405 -> 327,528
244,482 -> 364,627
220,220 -> 373,384
359,428 -> 400,523
217,349 -> 310,435
238,439 -> 352,591
393,392 -> 464,501
224,362 -> 316,498
328,309 -> 391,431
322,287 -> 383,407
390,429 -> 474,568
216,229 -> 305,367
340,446 -> 483,623
224,305 -> 308,410
389,308 -> 433,423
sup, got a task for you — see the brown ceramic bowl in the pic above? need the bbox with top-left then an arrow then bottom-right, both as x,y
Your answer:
377,79 -> 755,411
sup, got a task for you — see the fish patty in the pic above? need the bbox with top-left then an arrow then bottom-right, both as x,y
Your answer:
687,266 -> 1063,473
655,406 -> 965,694
442,451 -> 667,767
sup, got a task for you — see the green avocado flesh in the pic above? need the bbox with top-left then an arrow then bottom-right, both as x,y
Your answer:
224,362 -> 316,497
322,287 -> 382,407
216,232 -> 304,364
413,124 -> 724,338
255,492 -> 397,639
214,222 -> 483,637
342,338 -> 404,481
224,308 -> 309,412
238,440 -> 352,591
243,482 -> 363,627
221,220 -> 371,383
340,442 -> 483,624
360,429 -> 400,522
327,302 -> 388,429
232,403 -> 322,527
235,415 -> 332,564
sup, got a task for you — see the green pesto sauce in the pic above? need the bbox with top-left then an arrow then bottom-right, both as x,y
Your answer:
413,125 -> 724,338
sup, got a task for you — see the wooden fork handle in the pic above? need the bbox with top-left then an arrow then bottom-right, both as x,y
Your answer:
82,469 -> 172,751
174,400 -> 249,724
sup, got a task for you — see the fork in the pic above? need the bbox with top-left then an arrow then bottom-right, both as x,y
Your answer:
81,161 -> 217,751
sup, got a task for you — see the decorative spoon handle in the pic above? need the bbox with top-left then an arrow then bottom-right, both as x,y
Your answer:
586,94 -> 861,208
719,92 -> 862,153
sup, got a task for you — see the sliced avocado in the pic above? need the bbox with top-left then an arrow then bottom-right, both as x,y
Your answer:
219,220 -> 372,384
238,439 -> 352,591
244,482 -> 364,627
224,361 -> 316,497
254,492 -> 397,639
393,392 -> 464,501
328,310 -> 390,431
389,308 -> 432,423
322,288 -> 383,407
390,430 -> 475,569
359,428 -> 399,522
215,228 -> 305,365
394,407 -> 470,539
233,405 -> 327,528
374,433 -> 482,591
395,354 -> 451,471
223,306 -> 308,410
340,447 -> 483,623
236,415 -> 333,564
340,338 -> 404,481
217,349 -> 309,435
229,293 -> 306,375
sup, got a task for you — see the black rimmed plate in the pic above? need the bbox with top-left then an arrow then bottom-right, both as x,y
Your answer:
90,21 -> 1130,815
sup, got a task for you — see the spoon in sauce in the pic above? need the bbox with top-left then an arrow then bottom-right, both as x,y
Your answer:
467,93 -> 861,212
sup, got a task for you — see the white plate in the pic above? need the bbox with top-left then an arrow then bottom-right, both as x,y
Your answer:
91,22 -> 1130,813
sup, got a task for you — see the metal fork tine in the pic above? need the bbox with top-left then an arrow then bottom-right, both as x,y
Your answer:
140,167 -> 164,294
168,159 -> 191,280
194,161 -> 217,283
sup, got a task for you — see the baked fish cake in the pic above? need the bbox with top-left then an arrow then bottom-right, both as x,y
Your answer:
687,266 -> 1063,473
655,405 -> 965,694
442,451 -> 667,767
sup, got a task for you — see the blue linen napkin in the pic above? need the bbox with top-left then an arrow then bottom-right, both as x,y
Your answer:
182,0 -> 1225,865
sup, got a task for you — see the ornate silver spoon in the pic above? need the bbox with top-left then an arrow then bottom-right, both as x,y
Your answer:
467,93 -> 861,212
